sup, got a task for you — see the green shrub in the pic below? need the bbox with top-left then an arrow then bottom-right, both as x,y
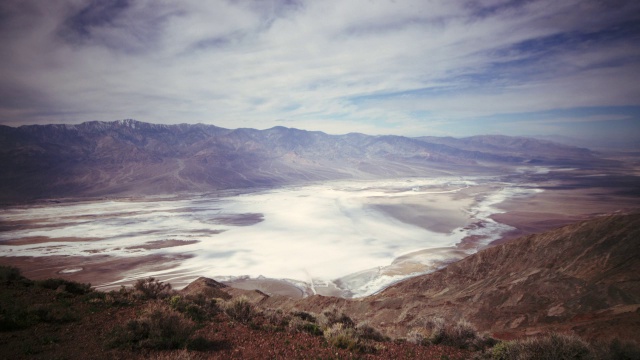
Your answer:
107,302 -> 195,350
222,296 -> 254,324
134,277 -> 172,299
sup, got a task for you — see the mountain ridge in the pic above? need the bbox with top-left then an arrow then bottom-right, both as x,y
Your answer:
0,119 -> 601,202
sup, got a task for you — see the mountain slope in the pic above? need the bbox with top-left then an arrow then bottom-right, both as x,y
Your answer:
0,119 -> 600,202
268,214 -> 640,342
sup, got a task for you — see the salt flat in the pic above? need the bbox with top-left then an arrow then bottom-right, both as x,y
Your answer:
1,176 -> 541,297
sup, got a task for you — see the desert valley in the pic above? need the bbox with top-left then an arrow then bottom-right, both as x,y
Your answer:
1,120 -> 639,359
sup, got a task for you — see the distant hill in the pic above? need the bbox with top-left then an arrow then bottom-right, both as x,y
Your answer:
0,119 -> 601,202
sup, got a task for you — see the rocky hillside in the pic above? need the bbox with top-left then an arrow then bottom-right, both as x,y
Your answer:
265,213 -> 640,342
0,119 -> 599,202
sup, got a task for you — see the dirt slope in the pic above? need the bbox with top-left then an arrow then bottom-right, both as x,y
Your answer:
264,214 -> 640,341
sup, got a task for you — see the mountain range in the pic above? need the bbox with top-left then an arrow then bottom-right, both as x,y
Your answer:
0,119 -> 600,202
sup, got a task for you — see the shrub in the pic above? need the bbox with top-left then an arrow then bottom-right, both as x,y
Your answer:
134,277 -> 172,299
598,339 -> 640,360
288,316 -> 323,336
168,295 -> 221,323
107,302 -> 195,350
35,278 -> 92,295
324,323 -> 359,351
0,266 -> 25,283
323,323 -> 377,353
356,321 -> 388,342
492,333 -> 594,360
263,308 -> 291,330
30,304 -> 78,324
318,306 -> 354,329
222,296 -> 254,324
292,310 -> 316,323
406,328 -> 428,345
426,317 -> 488,350
0,304 -> 34,331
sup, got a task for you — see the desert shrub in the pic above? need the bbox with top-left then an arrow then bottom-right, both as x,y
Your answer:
288,316 -> 323,336
597,339 -> 640,360
168,295 -> 221,323
0,302 -> 79,331
36,278 -> 92,295
292,310 -> 316,323
426,317 -> 489,350
323,323 -> 377,353
134,277 -> 172,299
30,304 -> 78,324
107,302 -> 195,350
105,286 -> 136,306
406,328 -> 428,345
324,323 -> 359,350
263,308 -> 291,330
0,303 -> 34,331
492,333 -> 594,360
222,296 -> 254,324
355,321 -> 388,342
318,305 -> 355,329
0,266 -> 25,283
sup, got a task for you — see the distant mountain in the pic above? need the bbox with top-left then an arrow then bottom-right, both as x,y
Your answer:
0,119 -> 599,202
415,134 -> 594,163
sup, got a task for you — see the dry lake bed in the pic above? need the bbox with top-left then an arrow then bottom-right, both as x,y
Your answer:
2,167 -> 638,298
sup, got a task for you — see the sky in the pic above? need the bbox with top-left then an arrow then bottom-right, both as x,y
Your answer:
1,0 -> 639,143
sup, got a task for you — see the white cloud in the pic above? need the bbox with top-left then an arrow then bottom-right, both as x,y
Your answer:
0,0 -> 638,139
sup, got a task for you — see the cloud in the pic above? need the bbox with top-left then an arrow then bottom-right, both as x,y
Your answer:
0,0 -> 639,140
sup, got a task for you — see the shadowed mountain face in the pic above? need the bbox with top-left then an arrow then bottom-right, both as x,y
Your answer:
270,214 -> 640,341
0,119 -> 600,201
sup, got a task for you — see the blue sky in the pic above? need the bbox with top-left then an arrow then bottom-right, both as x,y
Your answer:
0,0 -> 639,143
